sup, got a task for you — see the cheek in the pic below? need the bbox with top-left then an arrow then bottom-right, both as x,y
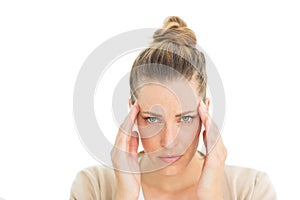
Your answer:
137,118 -> 164,152
139,120 -> 201,152
174,115 -> 201,152
177,121 -> 201,146
141,136 -> 162,153
137,123 -> 164,139
137,117 -> 164,139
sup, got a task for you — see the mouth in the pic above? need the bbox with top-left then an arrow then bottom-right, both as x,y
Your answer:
158,155 -> 183,163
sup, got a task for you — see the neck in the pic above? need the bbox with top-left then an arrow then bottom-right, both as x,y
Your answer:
141,151 -> 204,193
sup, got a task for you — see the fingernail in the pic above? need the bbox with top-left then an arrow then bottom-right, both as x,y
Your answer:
135,102 -> 139,110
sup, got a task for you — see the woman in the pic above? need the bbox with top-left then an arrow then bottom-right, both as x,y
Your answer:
70,16 -> 277,200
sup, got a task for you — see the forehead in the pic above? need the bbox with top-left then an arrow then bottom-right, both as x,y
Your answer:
137,80 -> 199,113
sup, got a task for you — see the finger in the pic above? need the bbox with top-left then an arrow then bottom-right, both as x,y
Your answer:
198,100 -> 211,133
129,131 -> 139,154
120,102 -> 140,136
198,100 -> 220,154
114,103 -> 140,151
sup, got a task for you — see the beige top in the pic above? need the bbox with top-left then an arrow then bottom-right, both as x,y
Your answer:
69,163 -> 277,200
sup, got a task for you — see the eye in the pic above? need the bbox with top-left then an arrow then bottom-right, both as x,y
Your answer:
180,116 -> 194,123
145,117 -> 160,123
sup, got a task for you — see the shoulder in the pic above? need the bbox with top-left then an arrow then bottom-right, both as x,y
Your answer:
69,165 -> 116,200
223,165 -> 277,200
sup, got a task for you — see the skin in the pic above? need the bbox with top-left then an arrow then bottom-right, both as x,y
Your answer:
111,80 -> 227,200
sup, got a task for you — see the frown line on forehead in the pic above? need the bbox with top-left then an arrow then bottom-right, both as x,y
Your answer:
141,110 -> 198,117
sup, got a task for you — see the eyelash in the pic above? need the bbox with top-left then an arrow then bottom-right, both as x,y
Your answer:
144,117 -> 161,124
180,116 -> 195,123
143,116 -> 195,124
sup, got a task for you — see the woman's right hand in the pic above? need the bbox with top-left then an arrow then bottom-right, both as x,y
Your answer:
110,102 -> 141,200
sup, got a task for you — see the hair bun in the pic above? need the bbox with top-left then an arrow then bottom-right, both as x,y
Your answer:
163,16 -> 187,29
152,16 -> 197,48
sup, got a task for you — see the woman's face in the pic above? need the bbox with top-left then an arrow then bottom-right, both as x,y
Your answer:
134,80 -> 205,175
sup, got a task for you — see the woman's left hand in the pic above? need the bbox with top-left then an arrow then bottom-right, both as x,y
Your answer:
197,100 -> 227,200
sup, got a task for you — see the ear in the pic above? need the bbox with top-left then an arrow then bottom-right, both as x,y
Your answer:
128,98 -> 134,109
205,98 -> 211,111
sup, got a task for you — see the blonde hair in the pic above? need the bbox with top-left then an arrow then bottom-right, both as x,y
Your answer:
130,16 -> 207,103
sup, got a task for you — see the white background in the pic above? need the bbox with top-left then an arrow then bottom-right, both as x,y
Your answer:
0,0 -> 299,199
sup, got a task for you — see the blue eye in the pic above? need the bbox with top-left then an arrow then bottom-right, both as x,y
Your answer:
146,117 -> 160,123
181,116 -> 193,123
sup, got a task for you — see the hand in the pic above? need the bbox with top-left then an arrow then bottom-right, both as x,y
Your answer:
197,100 -> 227,200
110,103 -> 141,200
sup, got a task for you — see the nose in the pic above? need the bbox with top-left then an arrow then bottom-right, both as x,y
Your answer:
160,122 -> 179,148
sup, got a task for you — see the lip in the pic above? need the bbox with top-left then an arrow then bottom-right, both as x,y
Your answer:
158,155 -> 183,163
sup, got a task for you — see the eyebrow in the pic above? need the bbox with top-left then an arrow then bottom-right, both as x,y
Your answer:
142,110 -> 197,117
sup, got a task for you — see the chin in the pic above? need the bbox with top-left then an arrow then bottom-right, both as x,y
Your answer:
157,159 -> 189,176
